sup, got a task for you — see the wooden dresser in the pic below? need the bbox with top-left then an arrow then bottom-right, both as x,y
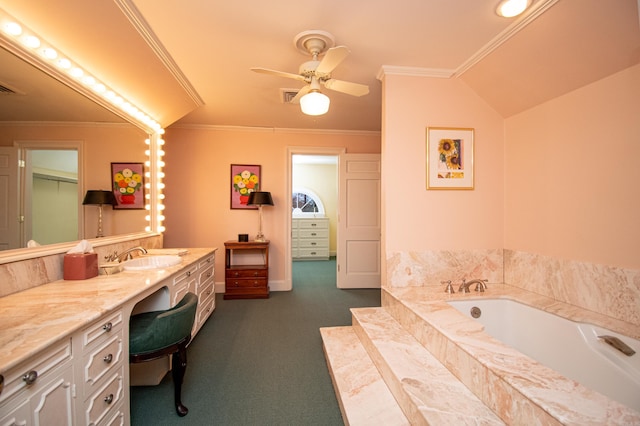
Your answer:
224,240 -> 269,299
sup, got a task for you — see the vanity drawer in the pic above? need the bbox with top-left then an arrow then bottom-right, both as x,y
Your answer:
225,268 -> 267,279
0,338 -> 72,403
82,309 -> 123,350
199,264 -> 214,286
198,254 -> 215,269
84,366 -> 124,426
82,330 -> 124,398
173,263 -> 198,286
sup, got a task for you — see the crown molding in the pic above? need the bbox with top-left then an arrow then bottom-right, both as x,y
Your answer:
169,123 -> 380,137
114,0 -> 204,108
376,66 -> 454,81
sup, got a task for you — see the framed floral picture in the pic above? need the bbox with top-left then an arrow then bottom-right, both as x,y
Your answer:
111,162 -> 145,209
231,164 -> 261,209
426,127 -> 474,190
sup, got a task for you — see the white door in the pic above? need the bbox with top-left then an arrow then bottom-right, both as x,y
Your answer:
337,153 -> 381,288
0,147 -> 19,251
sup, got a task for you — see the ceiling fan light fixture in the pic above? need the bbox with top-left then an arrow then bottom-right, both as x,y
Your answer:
300,90 -> 330,116
496,0 -> 531,17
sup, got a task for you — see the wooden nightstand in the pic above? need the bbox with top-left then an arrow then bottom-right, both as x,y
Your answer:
223,240 -> 269,299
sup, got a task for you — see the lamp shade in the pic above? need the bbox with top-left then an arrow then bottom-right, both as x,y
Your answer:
247,191 -> 274,206
83,190 -> 116,206
300,91 -> 330,116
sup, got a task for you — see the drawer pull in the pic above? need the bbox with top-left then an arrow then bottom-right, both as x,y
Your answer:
311,252 -> 317,255
206,290 -> 212,295
233,272 -> 239,277
207,272 -> 212,277
103,322 -> 113,332
103,354 -> 113,364
207,258 -> 212,263
311,223 -> 317,227
311,232 -> 317,236
104,393 -> 114,404
186,271 -> 191,277
22,370 -> 38,385
253,272 -> 258,276
311,242 -> 317,246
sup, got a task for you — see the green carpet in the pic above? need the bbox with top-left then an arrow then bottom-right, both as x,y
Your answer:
130,259 -> 380,425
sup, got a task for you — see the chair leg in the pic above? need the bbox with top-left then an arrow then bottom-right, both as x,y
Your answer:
172,346 -> 189,416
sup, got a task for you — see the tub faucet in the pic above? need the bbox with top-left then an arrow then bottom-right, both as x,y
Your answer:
459,279 -> 488,293
105,246 -> 148,263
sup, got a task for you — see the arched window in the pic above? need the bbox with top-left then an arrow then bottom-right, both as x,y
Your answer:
292,187 -> 325,217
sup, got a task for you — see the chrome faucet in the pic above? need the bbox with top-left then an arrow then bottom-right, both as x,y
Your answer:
458,279 -> 488,293
104,246 -> 148,263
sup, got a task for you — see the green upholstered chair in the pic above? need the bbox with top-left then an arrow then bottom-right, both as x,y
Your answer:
129,292 -> 198,416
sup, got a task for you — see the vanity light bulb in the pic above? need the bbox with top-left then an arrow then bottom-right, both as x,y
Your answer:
144,150 -> 150,156
157,215 -> 165,221
157,172 -> 165,178
157,139 -> 165,145
92,83 -> 106,93
157,149 -> 165,156
3,22 -> 22,36
158,225 -> 166,232
144,161 -> 150,167
145,204 -> 151,210
145,193 -> 150,199
56,58 -> 71,69
157,160 -> 165,167
157,182 -> 165,189
158,193 -> 165,199
70,67 -> 83,78
157,204 -> 165,211
22,35 -> 40,48
145,172 -> 151,178
41,47 -> 57,59
145,182 -> 151,189
82,76 -> 95,86
145,226 -> 151,232
145,215 -> 151,221
145,139 -> 150,145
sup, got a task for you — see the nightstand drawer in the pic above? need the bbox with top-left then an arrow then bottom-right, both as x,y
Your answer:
226,278 -> 268,288
225,268 -> 267,279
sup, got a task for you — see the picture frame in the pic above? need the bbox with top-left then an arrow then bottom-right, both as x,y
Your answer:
230,164 -> 261,209
426,127 -> 474,190
111,162 -> 145,209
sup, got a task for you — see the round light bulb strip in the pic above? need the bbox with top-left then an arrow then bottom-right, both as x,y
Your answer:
0,8 -> 162,133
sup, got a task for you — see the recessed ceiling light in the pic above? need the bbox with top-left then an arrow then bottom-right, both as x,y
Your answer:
496,0 -> 532,18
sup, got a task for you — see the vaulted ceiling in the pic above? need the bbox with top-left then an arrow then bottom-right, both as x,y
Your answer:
1,0 -> 639,132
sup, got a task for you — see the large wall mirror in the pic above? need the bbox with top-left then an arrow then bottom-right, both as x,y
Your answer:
0,43 -> 151,258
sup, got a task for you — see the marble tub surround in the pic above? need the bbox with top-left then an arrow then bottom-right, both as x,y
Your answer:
385,249 -> 504,288
0,233 -> 163,298
505,249 -> 640,327
383,285 -> 640,424
0,247 -> 213,373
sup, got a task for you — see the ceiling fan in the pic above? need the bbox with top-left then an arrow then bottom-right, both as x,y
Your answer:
251,30 -> 369,116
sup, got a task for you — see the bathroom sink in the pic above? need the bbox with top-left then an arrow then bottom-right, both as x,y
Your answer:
123,255 -> 183,271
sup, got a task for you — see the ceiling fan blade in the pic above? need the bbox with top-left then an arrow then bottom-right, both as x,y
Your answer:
251,67 -> 307,83
290,85 -> 311,104
315,46 -> 350,75
323,78 -> 369,97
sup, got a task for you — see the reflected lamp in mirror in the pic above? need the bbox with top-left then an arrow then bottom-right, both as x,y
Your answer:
83,190 -> 116,238
247,191 -> 274,242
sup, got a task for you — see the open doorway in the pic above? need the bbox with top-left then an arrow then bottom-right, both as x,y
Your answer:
291,154 -> 339,289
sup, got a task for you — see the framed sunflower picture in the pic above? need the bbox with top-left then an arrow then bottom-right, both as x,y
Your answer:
230,164 -> 261,209
426,127 -> 474,190
111,162 -> 145,209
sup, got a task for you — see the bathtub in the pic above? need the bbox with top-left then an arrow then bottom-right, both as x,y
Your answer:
447,298 -> 640,411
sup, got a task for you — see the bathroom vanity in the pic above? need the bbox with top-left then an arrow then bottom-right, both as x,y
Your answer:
0,248 -> 216,425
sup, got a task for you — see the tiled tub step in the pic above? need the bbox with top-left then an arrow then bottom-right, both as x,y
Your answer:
351,307 -> 505,425
320,326 -> 410,426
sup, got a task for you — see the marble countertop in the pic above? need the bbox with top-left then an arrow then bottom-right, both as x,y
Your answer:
0,248 -> 216,373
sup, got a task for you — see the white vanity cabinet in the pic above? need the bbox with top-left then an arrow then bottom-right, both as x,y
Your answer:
0,339 -> 74,425
292,218 -> 330,260
76,309 -> 125,426
193,254 -> 215,336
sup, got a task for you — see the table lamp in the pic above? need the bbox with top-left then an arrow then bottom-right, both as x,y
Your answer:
247,191 -> 274,242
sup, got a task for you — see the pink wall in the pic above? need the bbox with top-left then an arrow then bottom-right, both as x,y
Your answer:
162,126 -> 380,285
505,64 -> 640,269
0,123 -> 148,238
381,75 -> 505,252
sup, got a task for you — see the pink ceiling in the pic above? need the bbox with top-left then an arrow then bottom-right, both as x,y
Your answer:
1,0 -> 639,130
